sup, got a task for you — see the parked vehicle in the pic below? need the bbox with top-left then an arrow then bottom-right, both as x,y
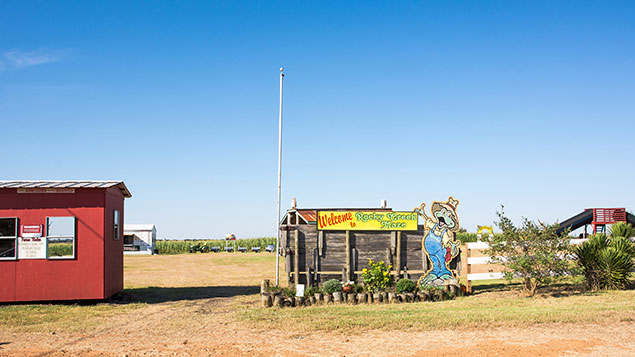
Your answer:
265,244 -> 275,253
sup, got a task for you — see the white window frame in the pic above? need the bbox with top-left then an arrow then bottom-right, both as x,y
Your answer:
0,217 -> 18,261
46,216 -> 76,259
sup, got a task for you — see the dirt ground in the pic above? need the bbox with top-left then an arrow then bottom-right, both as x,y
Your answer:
1,254 -> 634,356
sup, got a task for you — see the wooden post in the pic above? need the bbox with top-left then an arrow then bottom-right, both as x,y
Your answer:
313,248 -> 319,284
388,292 -> 396,303
396,231 -> 402,278
261,294 -> 272,307
285,249 -> 292,288
390,232 -> 397,256
351,248 -> 357,282
357,293 -> 367,304
260,279 -> 270,294
318,231 -> 324,256
345,230 -> 351,282
347,293 -> 356,304
333,292 -> 343,303
273,295 -> 283,307
461,244 -> 471,294
307,268 -> 314,287
294,229 -> 300,287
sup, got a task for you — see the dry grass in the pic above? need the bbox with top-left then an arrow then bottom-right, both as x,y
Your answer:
124,252 -> 282,288
0,253 -> 282,334
237,289 -> 635,332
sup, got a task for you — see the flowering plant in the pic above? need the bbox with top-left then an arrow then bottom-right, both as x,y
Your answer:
361,259 -> 393,292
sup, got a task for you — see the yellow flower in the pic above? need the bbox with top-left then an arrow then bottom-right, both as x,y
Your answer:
383,271 -> 388,276
362,268 -> 368,273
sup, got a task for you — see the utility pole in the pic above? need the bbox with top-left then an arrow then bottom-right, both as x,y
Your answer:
275,67 -> 284,286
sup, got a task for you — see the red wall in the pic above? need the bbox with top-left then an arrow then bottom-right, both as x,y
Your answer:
0,188 -> 125,302
104,187 -> 124,298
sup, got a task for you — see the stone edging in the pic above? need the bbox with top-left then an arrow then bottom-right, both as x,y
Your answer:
261,285 -> 462,308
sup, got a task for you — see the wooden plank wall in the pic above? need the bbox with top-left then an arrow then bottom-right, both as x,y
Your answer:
281,223 -> 462,287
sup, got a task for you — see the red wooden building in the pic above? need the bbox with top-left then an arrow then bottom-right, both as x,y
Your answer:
0,181 -> 132,302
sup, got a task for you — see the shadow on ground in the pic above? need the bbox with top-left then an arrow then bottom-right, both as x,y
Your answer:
472,280 -> 610,298
110,286 -> 260,304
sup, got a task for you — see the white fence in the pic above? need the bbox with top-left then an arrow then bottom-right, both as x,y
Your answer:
461,238 -> 589,292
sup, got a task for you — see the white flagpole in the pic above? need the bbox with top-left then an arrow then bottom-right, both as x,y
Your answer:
275,67 -> 284,286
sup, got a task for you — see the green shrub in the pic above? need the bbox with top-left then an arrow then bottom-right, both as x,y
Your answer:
305,285 -> 322,296
486,212 -> 571,297
574,234 -> 635,290
361,259 -> 393,292
266,285 -> 295,297
322,279 -> 342,294
609,222 -> 635,239
396,278 -> 416,293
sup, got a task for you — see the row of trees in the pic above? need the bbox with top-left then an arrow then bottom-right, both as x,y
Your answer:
486,213 -> 635,296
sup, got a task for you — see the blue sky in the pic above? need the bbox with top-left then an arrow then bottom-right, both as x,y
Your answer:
1,1 -> 634,238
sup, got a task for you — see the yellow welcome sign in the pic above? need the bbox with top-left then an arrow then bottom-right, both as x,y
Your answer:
317,211 -> 418,231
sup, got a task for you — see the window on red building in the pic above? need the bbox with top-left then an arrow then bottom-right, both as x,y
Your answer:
0,218 -> 18,260
46,216 -> 76,259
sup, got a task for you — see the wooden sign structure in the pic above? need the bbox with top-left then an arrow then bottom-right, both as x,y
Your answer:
279,199 -> 463,288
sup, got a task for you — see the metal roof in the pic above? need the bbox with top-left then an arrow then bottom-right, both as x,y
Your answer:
297,210 -> 317,223
0,180 -> 132,198
124,224 -> 156,231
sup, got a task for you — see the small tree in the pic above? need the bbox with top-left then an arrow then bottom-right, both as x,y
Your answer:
361,259 -> 393,292
486,212 -> 571,296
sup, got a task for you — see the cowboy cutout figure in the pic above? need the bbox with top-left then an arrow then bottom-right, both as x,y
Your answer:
414,197 -> 461,287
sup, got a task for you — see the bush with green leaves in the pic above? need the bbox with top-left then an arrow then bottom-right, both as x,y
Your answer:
574,233 -> 635,290
485,211 -> 571,297
322,279 -> 343,294
266,285 -> 295,297
608,222 -> 635,239
361,259 -> 393,292
396,278 -> 416,293
305,285 -> 322,297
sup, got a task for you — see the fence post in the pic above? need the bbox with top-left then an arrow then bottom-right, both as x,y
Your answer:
462,244 -> 472,294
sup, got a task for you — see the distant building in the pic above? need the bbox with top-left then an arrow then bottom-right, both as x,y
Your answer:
123,224 -> 156,255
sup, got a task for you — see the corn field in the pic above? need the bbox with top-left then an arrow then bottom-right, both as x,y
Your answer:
156,237 -> 276,255
455,232 -> 500,243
